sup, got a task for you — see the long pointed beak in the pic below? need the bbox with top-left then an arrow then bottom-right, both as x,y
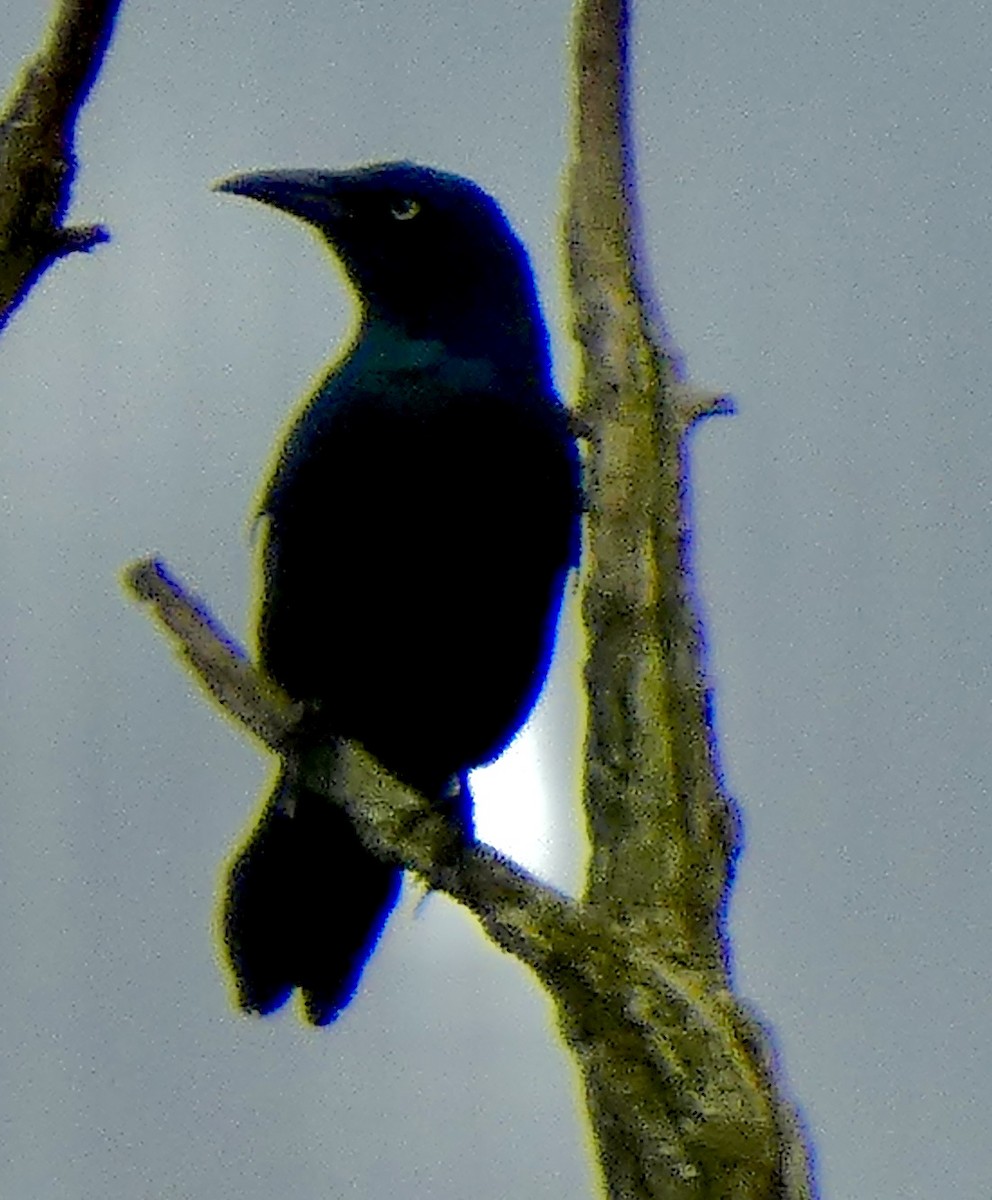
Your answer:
214,170 -> 347,227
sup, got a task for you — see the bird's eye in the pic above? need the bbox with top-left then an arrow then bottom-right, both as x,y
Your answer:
390,197 -> 421,221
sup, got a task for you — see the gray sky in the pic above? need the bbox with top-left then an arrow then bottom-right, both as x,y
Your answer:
2,0 -> 991,1197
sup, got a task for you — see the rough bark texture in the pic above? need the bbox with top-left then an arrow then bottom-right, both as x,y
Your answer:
562,2 -> 816,1195
0,0 -> 120,332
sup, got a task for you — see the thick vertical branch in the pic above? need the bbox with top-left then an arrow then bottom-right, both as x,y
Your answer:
562,0 -> 817,1196
566,0 -> 729,959
0,0 -> 122,332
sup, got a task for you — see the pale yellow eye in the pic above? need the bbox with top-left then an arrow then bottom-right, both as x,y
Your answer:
391,197 -> 421,221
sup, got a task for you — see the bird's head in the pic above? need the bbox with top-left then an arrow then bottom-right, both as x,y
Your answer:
215,161 -> 547,364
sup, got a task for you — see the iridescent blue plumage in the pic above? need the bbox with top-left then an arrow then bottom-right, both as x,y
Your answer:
217,162 -> 581,1024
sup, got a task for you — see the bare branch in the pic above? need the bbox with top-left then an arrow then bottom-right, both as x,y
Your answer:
123,556 -> 584,979
563,0 -> 816,1195
125,557 -> 303,749
124,550 -> 815,1199
0,0 -> 122,331
566,0 -> 732,951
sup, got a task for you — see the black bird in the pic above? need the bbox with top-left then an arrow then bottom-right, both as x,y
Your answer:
216,161 -> 581,1025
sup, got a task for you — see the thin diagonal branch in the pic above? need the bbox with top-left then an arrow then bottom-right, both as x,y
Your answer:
123,556 -> 583,982
0,0 -> 123,332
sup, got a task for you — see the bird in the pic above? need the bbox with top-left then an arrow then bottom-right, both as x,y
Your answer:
215,161 -> 582,1025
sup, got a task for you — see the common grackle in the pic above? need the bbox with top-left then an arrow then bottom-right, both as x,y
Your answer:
216,162 -> 581,1025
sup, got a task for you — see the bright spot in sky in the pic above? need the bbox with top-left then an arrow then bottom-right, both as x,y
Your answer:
470,722 -> 552,875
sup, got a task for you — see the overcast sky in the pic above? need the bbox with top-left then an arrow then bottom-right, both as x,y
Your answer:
2,1 -> 991,1197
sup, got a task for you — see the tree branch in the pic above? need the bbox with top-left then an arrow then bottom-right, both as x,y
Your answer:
123,557 -> 585,978
124,551 -> 811,1200
563,0 -> 816,1195
0,0 -> 122,332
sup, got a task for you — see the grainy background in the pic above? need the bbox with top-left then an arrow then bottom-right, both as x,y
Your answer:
1,2 -> 989,1196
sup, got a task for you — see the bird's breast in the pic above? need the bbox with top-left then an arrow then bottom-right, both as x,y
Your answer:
256,370 -> 579,779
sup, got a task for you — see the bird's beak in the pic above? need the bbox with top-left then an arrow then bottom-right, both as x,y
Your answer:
214,170 -> 347,228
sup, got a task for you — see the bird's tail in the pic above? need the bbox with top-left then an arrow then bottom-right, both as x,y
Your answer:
221,767 -> 402,1025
